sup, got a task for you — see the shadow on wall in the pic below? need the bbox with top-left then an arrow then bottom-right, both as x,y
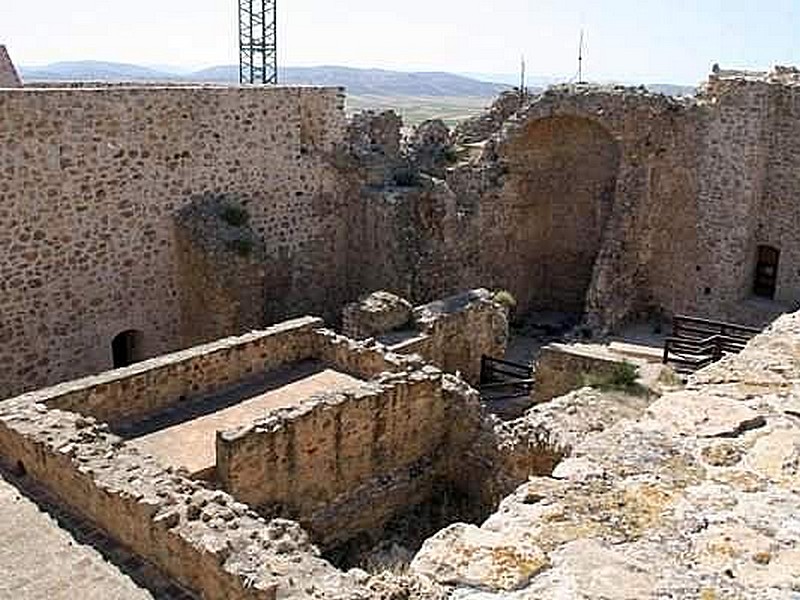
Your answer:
501,115 -> 621,316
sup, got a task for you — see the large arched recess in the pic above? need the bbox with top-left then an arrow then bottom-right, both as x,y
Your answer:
501,115 -> 621,314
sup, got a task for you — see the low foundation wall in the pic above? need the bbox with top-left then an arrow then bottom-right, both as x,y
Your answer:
314,328 -> 415,380
0,398 -> 360,600
216,368 -> 452,544
533,343 -> 627,403
42,317 -> 323,426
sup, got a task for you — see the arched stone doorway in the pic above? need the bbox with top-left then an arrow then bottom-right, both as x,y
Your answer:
502,115 -> 621,314
753,245 -> 780,300
112,329 -> 143,368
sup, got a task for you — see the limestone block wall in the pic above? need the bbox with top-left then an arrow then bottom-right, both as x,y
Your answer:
341,288 -> 508,385
216,368 -> 454,545
0,396 -> 364,600
0,84 -> 348,400
410,289 -> 508,385
43,317 -> 323,426
314,328 -> 416,380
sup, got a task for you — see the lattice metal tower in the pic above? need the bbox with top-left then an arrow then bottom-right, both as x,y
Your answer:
239,0 -> 277,84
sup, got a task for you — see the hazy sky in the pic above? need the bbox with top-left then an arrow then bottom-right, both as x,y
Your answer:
2,0 -> 798,83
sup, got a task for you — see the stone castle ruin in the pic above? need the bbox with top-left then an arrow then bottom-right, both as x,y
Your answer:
2,44 -> 800,598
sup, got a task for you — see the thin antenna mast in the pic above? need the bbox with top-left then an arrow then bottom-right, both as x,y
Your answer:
239,0 -> 277,84
578,29 -> 584,83
520,54 -> 526,104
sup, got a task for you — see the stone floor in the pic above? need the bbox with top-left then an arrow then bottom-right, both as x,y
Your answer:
128,361 -> 363,476
0,467 -> 195,600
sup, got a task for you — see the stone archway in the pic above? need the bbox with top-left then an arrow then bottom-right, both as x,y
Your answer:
502,115 -> 622,314
111,329 -> 143,368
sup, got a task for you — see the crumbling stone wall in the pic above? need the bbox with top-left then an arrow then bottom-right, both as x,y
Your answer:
342,289 -> 508,385
216,367 -> 461,547
0,85 -> 349,399
0,395 -> 367,600
174,194 -> 270,346
345,88 -> 704,327
0,46 -> 21,87
6,65 -> 800,405
350,72 -> 800,331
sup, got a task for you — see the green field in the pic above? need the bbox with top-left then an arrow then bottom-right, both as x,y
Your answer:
345,94 -> 493,128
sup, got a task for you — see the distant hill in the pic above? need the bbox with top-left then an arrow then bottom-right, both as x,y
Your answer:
19,60 -> 697,99
20,61 -> 510,98
20,60 -> 182,82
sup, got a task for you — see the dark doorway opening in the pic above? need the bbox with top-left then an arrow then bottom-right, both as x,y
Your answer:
112,330 -> 143,368
753,245 -> 780,299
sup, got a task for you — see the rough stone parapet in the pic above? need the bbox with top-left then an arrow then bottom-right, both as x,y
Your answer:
42,317 -> 323,426
216,366 -> 457,546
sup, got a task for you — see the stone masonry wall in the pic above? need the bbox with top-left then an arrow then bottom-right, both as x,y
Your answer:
45,317 -> 322,427
532,343 -> 629,403
0,395 -> 367,600
409,289 -> 508,384
0,85 -> 348,400
342,288 -> 508,386
347,87 -> 706,329
216,367 -> 456,546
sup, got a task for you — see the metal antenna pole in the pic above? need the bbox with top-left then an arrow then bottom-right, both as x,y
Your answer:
578,29 -> 584,83
239,0 -> 277,84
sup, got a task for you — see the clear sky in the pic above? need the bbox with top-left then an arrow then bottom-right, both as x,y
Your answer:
2,0 -> 798,84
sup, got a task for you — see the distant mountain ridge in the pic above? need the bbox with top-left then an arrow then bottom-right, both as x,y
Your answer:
18,60 -> 697,99
19,61 -> 511,97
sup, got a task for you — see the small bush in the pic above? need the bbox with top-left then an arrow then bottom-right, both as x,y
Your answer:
220,204 -> 250,227
607,361 -> 639,387
492,289 -> 517,311
582,360 -> 646,395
